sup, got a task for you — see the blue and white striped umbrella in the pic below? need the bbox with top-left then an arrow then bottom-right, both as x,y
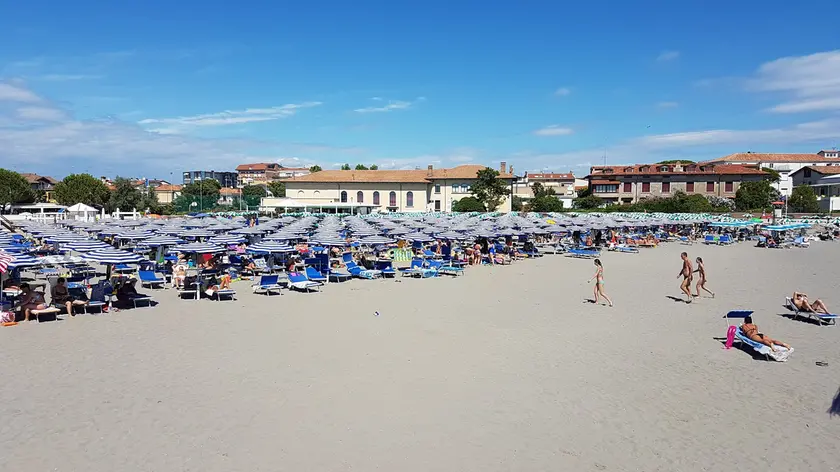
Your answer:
141,236 -> 185,247
209,235 -> 246,245
0,244 -> 29,253
46,234 -> 86,243
176,242 -> 226,254
310,235 -> 347,246
64,240 -> 112,252
83,249 -> 145,264
115,231 -> 153,240
246,241 -> 296,254
358,235 -> 396,245
435,231 -> 466,240
182,229 -> 217,238
6,254 -> 42,268
403,232 -> 435,242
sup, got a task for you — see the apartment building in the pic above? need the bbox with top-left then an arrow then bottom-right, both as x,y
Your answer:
236,163 -> 283,185
182,170 -> 238,188
586,163 -> 767,204
512,171 -> 576,208
19,173 -> 58,202
704,150 -> 840,196
284,163 -> 515,212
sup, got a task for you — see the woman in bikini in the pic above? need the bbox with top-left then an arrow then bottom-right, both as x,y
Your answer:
741,316 -> 791,352
693,257 -> 715,298
588,259 -> 613,307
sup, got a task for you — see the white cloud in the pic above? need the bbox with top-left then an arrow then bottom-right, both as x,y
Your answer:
533,125 -> 574,136
353,97 -> 423,113
16,106 -> 66,121
36,74 -> 103,81
138,102 -> 322,132
657,51 -> 680,62
656,101 -> 679,109
0,83 -> 42,103
554,87 -> 571,96
749,50 -> 840,113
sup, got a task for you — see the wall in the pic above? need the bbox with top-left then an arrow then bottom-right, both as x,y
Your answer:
286,181 -> 431,212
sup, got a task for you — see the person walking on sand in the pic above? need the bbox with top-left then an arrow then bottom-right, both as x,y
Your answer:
693,257 -> 715,298
588,259 -> 613,307
677,252 -> 693,303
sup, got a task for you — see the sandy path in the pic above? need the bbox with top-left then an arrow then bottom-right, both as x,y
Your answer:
2,242 -> 838,471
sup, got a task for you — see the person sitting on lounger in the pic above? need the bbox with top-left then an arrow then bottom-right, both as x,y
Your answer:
16,283 -> 49,322
51,277 -> 88,316
741,316 -> 791,352
173,257 -> 188,289
115,279 -> 148,306
792,291 -> 830,314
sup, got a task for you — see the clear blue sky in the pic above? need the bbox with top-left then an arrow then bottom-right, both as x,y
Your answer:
1,0 -> 839,179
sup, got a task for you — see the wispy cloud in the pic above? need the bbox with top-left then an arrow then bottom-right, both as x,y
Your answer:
16,106 -> 65,121
36,74 -> 103,81
748,50 -> 840,113
354,97 -> 425,113
656,101 -> 679,109
0,83 -> 42,103
139,102 -> 322,133
554,87 -> 571,96
533,125 -> 574,136
656,50 -> 680,62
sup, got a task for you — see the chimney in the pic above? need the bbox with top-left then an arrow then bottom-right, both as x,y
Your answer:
500,161 -> 507,173
509,165 -> 514,175
427,164 -> 433,176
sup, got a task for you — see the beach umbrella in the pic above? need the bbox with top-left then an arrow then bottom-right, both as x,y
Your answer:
358,235 -> 395,245
246,242 -> 296,254
46,234 -> 86,243
5,253 -> 42,269
310,235 -> 347,246
434,231 -> 466,240
142,236 -> 186,247
64,240 -> 112,252
83,249 -> 144,264
209,235 -> 246,245
403,232 -> 435,242
176,242 -> 226,254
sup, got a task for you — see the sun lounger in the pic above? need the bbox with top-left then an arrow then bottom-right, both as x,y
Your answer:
113,263 -> 135,274
565,248 -> 599,259
704,235 -> 717,245
723,310 -> 793,361
719,234 -> 734,245
440,260 -> 465,276
251,275 -> 283,295
785,297 -> 837,326
399,259 -> 426,277
374,260 -> 397,278
610,245 -> 639,254
679,236 -> 692,245
138,270 -> 165,289
208,288 -> 237,301
346,261 -> 381,279
29,307 -> 61,321
288,272 -> 323,292
305,267 -> 328,283
793,236 -> 810,248
327,269 -> 353,282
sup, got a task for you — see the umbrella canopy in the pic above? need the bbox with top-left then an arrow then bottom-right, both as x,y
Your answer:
357,235 -> 395,245
142,236 -> 186,247
309,235 -> 347,246
64,240 -> 112,252
246,242 -> 296,254
209,235 -> 246,245
403,232 -> 435,242
83,249 -> 145,264
5,253 -> 42,269
176,242 -> 226,254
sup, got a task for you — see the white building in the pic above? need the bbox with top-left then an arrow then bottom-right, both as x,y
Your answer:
512,172 -> 577,208
790,165 -> 840,211
705,150 -> 840,196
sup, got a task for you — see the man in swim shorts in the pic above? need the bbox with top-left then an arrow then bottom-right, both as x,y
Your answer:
677,252 -> 693,303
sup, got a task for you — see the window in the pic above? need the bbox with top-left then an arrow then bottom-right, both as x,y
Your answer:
434,184 -> 441,194
340,191 -> 348,203
389,191 -> 397,207
624,167 -> 634,173
314,190 -> 320,197
356,191 -> 364,203
724,181 -> 733,192
406,191 -> 414,207
642,182 -> 651,193
297,190 -> 304,197
661,182 -> 670,193
686,182 -> 694,192
706,182 -> 714,192
659,166 -> 670,172
804,168 -> 812,178
623,182 -> 632,193
434,200 -> 441,211
373,191 -> 380,205
594,184 -> 619,193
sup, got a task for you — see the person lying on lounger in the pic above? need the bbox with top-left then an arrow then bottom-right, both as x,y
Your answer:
792,292 -> 830,314
741,316 -> 790,352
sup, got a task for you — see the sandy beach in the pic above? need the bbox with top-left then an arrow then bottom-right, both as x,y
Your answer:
2,241 -> 839,471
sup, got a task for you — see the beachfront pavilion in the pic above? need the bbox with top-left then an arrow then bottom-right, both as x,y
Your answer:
807,174 -> 840,211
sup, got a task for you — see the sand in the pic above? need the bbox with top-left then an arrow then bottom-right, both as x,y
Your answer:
2,242 -> 839,471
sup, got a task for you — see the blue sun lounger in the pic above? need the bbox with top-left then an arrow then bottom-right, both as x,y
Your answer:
138,270 -> 165,289
251,275 -> 283,295
346,261 -> 381,279
785,297 -> 838,326
566,248 -> 599,259
288,272 -> 323,292
723,310 -> 793,361
305,267 -> 328,283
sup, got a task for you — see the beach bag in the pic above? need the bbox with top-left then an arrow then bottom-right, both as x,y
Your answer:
1,311 -> 14,323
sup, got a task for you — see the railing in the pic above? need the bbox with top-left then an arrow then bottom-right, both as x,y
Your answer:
0,214 -> 15,232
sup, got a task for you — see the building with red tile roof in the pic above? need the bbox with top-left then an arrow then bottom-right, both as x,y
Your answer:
703,150 -> 840,196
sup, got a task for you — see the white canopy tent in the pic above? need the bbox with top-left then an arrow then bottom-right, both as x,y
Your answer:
66,203 -> 99,221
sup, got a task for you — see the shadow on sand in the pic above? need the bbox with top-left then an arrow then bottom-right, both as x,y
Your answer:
829,388 -> 840,418
713,337 -> 766,361
666,295 -> 689,304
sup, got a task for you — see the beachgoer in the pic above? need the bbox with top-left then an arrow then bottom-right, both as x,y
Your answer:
741,316 -> 791,352
588,258 -> 613,307
792,291 -> 830,314
693,257 -> 715,298
677,252 -> 693,303
116,279 -> 148,306
51,277 -> 87,316
17,283 -> 48,322
173,256 -> 188,289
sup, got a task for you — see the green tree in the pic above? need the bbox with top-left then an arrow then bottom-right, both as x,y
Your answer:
577,187 -> 592,198
176,179 -> 221,212
0,169 -> 35,207
54,173 -> 111,208
354,164 -> 369,170
529,195 -> 565,212
451,196 -> 486,212
369,164 -> 379,170
761,167 -> 781,183
309,165 -> 322,172
340,164 -> 351,170
470,168 -> 509,211
734,180 -> 774,211
141,191 -> 162,214
531,182 -> 556,198
574,194 -> 603,209
267,181 -> 286,197
511,196 -> 524,211
108,177 -> 143,212
241,184 -> 267,199
787,185 -> 820,213
657,159 -> 695,164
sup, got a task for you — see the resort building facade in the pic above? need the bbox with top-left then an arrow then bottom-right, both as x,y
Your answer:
182,170 -> 239,188
585,163 -> 767,204
790,165 -> 840,211
19,173 -> 58,202
512,171 -> 577,208
703,150 -> 840,196
282,163 -> 515,213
